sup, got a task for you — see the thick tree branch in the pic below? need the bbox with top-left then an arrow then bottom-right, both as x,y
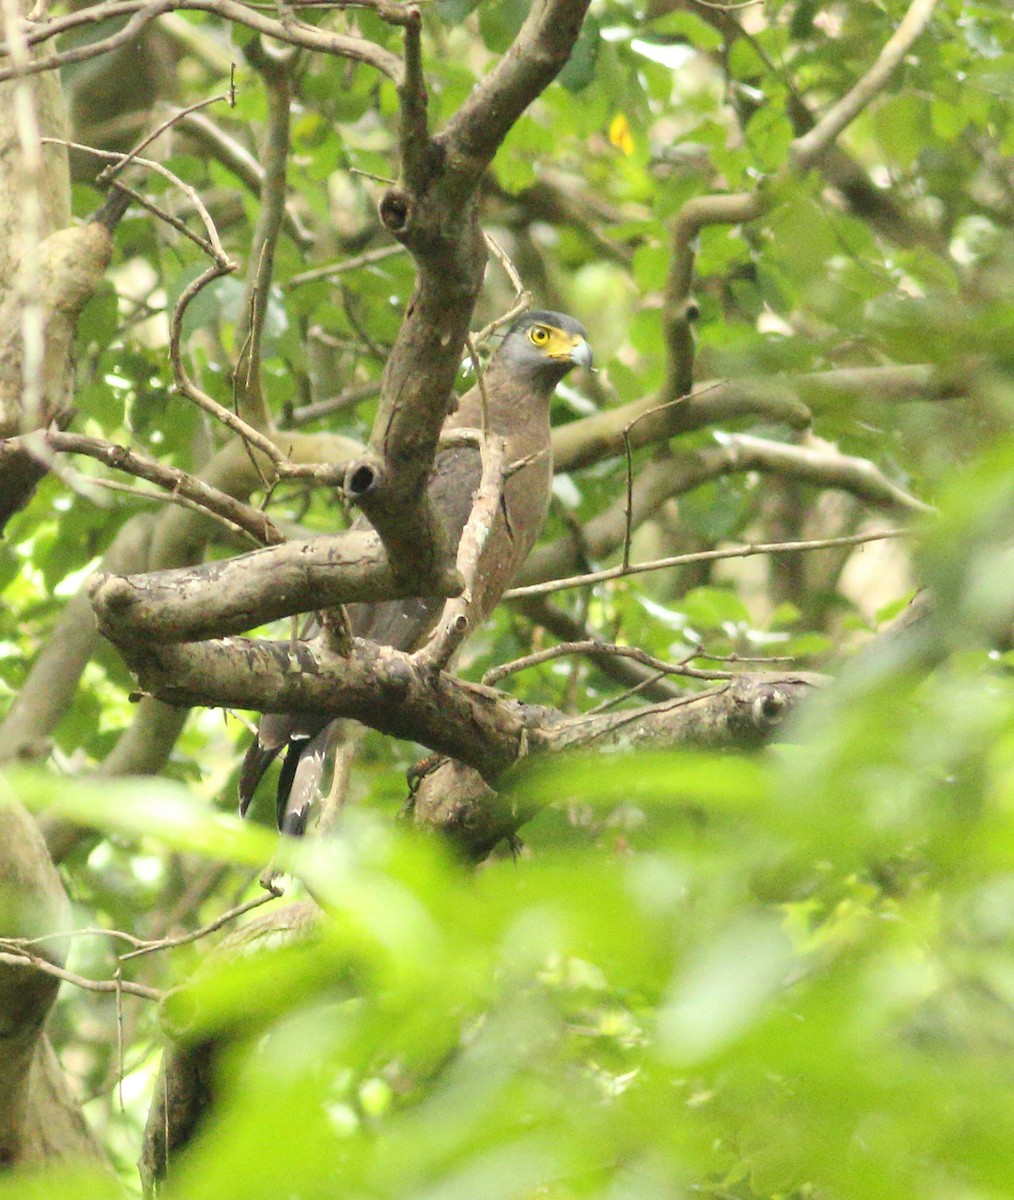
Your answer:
357,0 -> 589,588
551,365 -> 956,474
114,635 -> 534,780
410,672 -> 822,860
441,0 -> 591,192
90,529 -> 462,643
108,629 -> 820,807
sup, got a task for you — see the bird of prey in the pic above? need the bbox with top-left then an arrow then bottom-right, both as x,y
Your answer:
239,310 -> 592,835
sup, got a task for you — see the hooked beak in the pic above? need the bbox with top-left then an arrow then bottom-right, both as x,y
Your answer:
568,336 -> 593,371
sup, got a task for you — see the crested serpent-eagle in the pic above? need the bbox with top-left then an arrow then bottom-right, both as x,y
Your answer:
239,311 -> 592,834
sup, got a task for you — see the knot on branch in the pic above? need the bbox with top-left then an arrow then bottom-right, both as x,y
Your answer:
379,189 -> 412,236
728,675 -> 820,746
754,688 -> 789,725
378,649 -> 413,700
89,572 -> 136,631
343,456 -> 385,501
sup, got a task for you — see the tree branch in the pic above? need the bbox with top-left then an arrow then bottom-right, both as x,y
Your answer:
508,529 -> 911,601
659,0 -> 939,403
357,0 -> 589,588
5,429 -> 285,545
233,38 -> 292,431
551,364 -> 956,474
0,0 -> 402,84
790,0 -> 939,171
113,635 -> 533,780
90,529 -> 461,643
440,0 -> 592,193
410,672 -> 822,860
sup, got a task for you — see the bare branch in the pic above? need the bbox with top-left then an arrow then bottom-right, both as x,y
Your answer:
663,194 -> 760,400
483,639 -> 737,687
510,596 -> 687,703
507,529 -> 912,601
42,139 -> 230,261
10,429 -> 285,545
552,378 -> 811,474
89,529 -> 462,643
791,0 -> 939,171
551,362 -> 960,475
0,0 -> 402,84
0,945 -> 162,1001
286,244 -> 405,288
287,380 -> 381,426
715,432 -> 934,517
415,429 -> 506,669
441,0 -> 592,192
168,263 -> 298,474
115,635 -> 532,780
96,79 -> 236,186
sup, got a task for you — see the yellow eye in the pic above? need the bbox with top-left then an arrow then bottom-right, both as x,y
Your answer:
528,326 -> 551,345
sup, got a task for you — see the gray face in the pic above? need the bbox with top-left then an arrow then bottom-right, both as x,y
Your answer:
496,310 -> 593,388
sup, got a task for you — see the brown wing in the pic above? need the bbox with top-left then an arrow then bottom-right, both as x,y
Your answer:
345,442 -> 482,649
239,441 -> 482,829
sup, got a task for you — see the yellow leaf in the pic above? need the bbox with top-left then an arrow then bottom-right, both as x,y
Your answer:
609,113 -> 635,157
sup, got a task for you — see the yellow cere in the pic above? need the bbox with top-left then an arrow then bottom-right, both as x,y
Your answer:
527,324 -> 581,360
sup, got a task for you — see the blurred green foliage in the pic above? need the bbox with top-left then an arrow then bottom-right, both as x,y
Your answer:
4,0 -> 1014,1196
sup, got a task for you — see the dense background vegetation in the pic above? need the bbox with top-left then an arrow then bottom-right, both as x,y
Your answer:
3,0 -> 1014,1195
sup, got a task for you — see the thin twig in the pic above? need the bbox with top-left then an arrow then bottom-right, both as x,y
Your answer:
47,474 -> 265,546
42,138 -> 230,263
483,639 -> 738,686
104,180 -> 222,259
169,263 -> 291,468
24,429 -> 285,544
286,243 -> 406,288
584,670 -> 672,715
118,888 -> 281,960
287,380 -> 382,426
471,232 -> 531,346
506,528 -> 911,600
96,78 -> 236,185
0,946 -> 162,1001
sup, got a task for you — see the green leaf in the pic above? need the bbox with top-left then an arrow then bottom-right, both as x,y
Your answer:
560,16 -> 600,92
646,11 -> 723,51
4,770 -> 276,865
679,586 -> 754,630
